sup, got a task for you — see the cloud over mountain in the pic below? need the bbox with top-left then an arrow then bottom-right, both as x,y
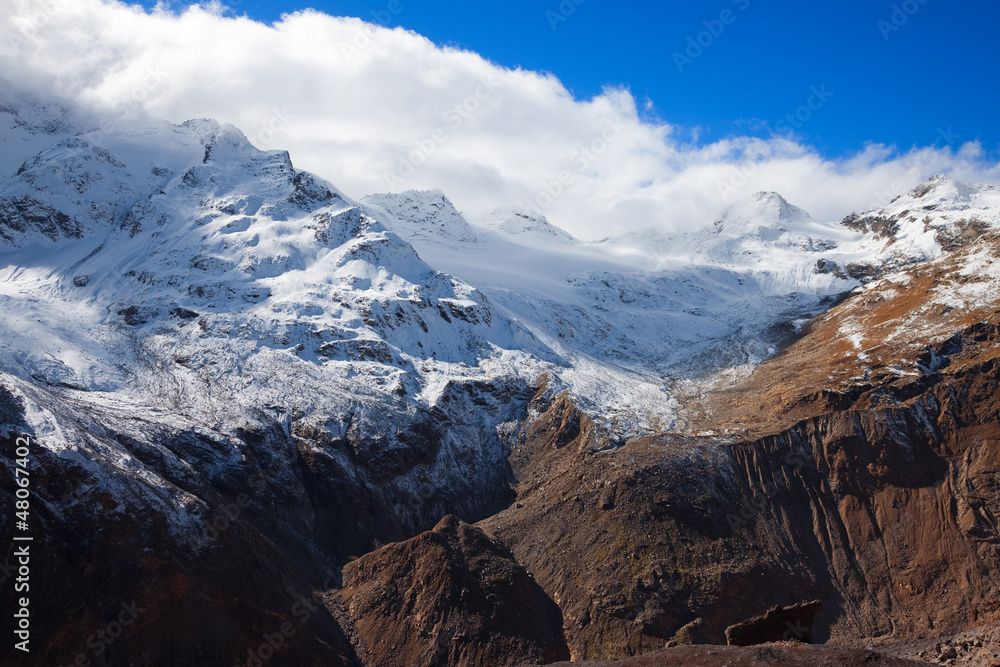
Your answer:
2,0 -> 998,239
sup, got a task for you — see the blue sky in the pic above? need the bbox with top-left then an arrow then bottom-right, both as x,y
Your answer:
137,0 -> 1000,159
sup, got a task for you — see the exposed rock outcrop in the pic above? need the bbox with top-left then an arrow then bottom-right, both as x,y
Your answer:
725,600 -> 823,646
337,515 -> 570,666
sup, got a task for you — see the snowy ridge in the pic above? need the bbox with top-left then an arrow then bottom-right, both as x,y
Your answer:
708,191 -> 836,250
361,190 -> 479,245
0,91 -> 572,543
843,175 -> 1000,270
375,191 -> 850,430
598,191 -> 852,278
375,182 -> 1000,430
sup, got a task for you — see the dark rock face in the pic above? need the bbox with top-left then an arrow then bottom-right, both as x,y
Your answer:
0,370 -> 530,666
0,195 -> 79,242
841,212 -> 899,239
724,600 -> 822,646
337,515 -> 570,666
483,369 -> 1000,659
935,216 -> 991,251
0,412 -> 360,667
667,617 -> 711,646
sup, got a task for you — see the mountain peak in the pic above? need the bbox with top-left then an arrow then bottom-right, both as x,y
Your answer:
180,118 -> 225,144
361,190 -> 479,244
908,173 -> 985,203
480,207 -> 577,244
713,191 -> 815,236
838,175 -> 1000,271
750,190 -> 787,204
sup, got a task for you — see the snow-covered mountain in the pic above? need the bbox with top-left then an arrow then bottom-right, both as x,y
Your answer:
5,81 -> 1000,667
705,190 -> 839,254
596,191 -> 848,280
844,174 -> 999,269
0,92 -> 564,553
2,81 -> 1000,532
0,116 -> 553,401
0,79 -> 91,176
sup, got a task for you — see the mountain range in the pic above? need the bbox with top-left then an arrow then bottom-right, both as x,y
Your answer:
1,81 -> 999,666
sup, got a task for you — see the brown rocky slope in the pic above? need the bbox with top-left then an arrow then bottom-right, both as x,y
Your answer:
336,514 -> 569,666
479,232 -> 1000,661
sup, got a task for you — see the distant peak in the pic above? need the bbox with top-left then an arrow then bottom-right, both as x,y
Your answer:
906,174 -> 983,203
481,206 -> 577,243
412,189 -> 455,207
181,119 -> 255,153
370,189 -> 453,206
750,191 -> 786,203
184,120 -> 265,165
360,190 -> 477,243
909,173 -> 946,191
489,206 -> 548,224
714,191 -> 814,233
181,118 -> 223,143
747,191 -> 805,217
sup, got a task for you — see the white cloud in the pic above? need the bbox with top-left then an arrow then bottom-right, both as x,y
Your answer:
2,0 -> 998,239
